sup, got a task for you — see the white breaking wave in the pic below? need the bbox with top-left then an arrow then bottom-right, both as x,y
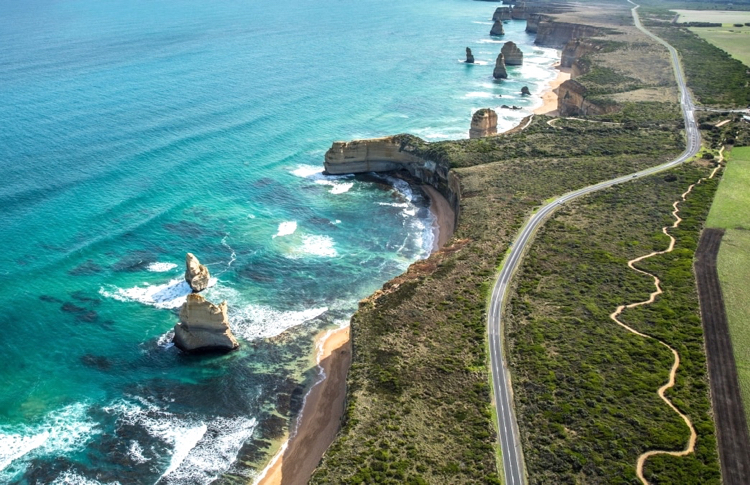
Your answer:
0,403 -> 99,479
99,277 -> 217,310
230,305 -> 328,341
147,262 -> 178,272
464,91 -> 495,99
291,164 -> 355,194
51,471 -> 120,485
287,235 -> 338,259
104,400 -> 257,485
272,221 -> 297,238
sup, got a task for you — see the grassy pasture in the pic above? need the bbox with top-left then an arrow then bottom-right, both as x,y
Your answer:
708,146 -> 750,429
672,9 -> 750,24
689,26 -> 750,67
706,147 -> 750,229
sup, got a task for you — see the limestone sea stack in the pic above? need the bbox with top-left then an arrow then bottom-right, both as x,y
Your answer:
469,109 -> 498,139
173,294 -> 239,353
493,53 -> 508,79
501,41 -> 523,65
521,86 -> 531,96
465,47 -> 474,64
490,21 -> 505,36
185,252 -> 210,292
493,6 -> 512,21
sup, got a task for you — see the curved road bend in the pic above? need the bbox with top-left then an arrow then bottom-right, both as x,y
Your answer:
488,3 -> 701,484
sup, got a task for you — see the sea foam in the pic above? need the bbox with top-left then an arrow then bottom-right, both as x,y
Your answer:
272,221 -> 297,238
147,262 -> 178,272
99,277 -> 217,310
0,403 -> 99,480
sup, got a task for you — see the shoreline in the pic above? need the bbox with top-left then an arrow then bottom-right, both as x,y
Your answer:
533,63 -> 571,116
254,47 -> 559,485
254,185 -> 455,485
255,325 -> 351,485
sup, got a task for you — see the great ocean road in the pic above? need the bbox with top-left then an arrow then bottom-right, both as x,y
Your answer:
0,0 -> 557,482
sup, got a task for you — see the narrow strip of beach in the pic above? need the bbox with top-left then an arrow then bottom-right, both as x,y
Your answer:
533,64 -> 571,116
254,188 -> 455,485
255,55 -> 564,485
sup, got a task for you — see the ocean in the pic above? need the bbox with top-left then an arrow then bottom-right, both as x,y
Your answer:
0,0 -> 557,482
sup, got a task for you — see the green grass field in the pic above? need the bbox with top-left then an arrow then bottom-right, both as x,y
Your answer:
716,230 -> 750,427
673,9 -> 750,24
707,147 -> 750,229
689,26 -> 750,67
707,146 -> 750,429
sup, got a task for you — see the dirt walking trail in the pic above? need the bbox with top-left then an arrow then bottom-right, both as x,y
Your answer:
609,151 -> 722,485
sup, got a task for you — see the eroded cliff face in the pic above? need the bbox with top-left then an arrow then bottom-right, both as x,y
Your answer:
324,136 -> 461,227
526,14 -> 543,33
493,6 -> 512,21
561,39 -> 600,69
535,21 -> 601,48
558,79 -> 617,117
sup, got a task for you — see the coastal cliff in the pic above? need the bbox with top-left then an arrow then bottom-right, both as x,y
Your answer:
535,21 -> 601,48
324,136 -> 461,227
558,79 -> 617,116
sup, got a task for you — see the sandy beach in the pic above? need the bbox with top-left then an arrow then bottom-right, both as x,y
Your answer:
533,64 -> 571,116
254,185 -> 454,485
422,185 -> 456,250
255,326 -> 351,485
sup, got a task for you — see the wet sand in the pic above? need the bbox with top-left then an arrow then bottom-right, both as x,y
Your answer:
533,65 -> 571,116
255,326 -> 351,485
254,184 -> 454,485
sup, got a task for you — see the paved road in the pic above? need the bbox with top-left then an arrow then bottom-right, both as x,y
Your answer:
487,3 -> 701,484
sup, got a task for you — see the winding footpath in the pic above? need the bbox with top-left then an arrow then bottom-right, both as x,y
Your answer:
610,158 -> 720,483
487,3 -> 702,484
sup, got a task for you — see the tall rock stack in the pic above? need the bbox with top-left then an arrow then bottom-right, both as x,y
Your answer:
493,6 -> 512,21
465,47 -> 474,64
185,253 -> 210,292
173,294 -> 240,353
174,253 -> 240,354
490,21 -> 505,36
493,53 -> 508,79
469,109 -> 498,139
501,41 -> 523,65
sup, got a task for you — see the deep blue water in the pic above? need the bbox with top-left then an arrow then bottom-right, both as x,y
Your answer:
0,0 -> 557,482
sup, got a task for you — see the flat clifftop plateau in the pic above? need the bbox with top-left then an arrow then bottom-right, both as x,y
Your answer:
535,21 -> 602,48
323,135 -> 461,225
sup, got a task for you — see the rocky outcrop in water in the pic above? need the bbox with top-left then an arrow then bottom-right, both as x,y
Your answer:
469,109 -> 498,139
493,7 -> 512,21
173,293 -> 239,353
521,86 -> 531,96
465,47 -> 474,64
501,41 -> 523,65
493,53 -> 508,79
185,253 -> 210,292
490,21 -> 505,36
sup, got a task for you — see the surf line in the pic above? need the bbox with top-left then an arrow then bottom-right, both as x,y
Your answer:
608,156 -> 722,485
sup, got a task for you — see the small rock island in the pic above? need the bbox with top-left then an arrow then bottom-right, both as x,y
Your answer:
469,109 -> 498,139
465,47 -> 475,64
173,253 -> 239,354
493,53 -> 508,79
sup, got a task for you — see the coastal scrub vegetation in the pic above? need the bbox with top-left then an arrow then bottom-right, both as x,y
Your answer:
506,163 -> 720,483
311,5 -> 723,484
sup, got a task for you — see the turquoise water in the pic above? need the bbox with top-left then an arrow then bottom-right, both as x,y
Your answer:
0,0 -> 557,482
